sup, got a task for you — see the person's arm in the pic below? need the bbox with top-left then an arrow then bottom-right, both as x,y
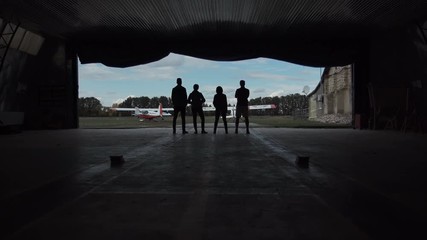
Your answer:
201,93 -> 206,104
171,89 -> 175,105
187,92 -> 192,104
213,95 -> 217,108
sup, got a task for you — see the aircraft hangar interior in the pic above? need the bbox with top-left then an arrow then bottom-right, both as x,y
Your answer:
1,1 -> 427,239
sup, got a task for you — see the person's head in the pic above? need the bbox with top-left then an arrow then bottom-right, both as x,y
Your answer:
176,78 -> 182,85
193,84 -> 199,91
216,86 -> 223,94
240,80 -> 245,87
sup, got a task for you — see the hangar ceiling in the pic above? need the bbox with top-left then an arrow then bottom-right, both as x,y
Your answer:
1,0 -> 427,67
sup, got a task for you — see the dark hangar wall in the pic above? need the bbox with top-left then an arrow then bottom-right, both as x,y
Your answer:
353,25 -> 427,129
0,26 -> 78,130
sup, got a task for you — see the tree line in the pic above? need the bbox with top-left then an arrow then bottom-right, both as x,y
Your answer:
78,94 -> 308,117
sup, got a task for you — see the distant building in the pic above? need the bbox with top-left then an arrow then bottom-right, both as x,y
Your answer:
308,65 -> 352,123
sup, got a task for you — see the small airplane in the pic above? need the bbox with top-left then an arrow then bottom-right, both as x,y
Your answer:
112,103 -> 172,121
203,104 -> 277,118
112,103 -> 276,121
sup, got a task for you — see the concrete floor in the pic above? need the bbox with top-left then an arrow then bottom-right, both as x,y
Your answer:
1,127 -> 427,240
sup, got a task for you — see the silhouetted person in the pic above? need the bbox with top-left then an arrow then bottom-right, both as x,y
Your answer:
235,80 -> 250,134
188,84 -> 207,134
213,86 -> 228,134
171,78 -> 188,134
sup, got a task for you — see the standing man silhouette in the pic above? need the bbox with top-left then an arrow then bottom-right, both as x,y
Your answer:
213,86 -> 228,134
188,84 -> 208,134
171,78 -> 188,134
235,80 -> 250,134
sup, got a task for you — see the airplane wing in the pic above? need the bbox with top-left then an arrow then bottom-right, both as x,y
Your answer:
248,104 -> 277,110
203,104 -> 277,111
226,104 -> 277,110
111,107 -> 158,116
112,106 -> 175,112
112,104 -> 276,112
112,107 -> 155,112
112,108 -> 134,111
112,104 -> 173,118
202,106 -> 216,111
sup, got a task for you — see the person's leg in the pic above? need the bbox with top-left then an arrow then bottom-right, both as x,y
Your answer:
214,111 -> 219,134
200,109 -> 207,133
173,108 -> 178,134
235,107 -> 241,133
222,110 -> 228,134
192,108 -> 198,133
243,108 -> 250,134
180,108 -> 187,134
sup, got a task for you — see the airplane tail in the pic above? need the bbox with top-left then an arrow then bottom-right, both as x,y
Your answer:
159,103 -> 163,117
134,107 -> 140,116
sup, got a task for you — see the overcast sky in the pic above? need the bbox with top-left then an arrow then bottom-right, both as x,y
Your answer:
78,53 -> 323,107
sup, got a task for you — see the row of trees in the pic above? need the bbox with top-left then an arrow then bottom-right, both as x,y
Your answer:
248,94 -> 308,115
78,97 -> 104,117
78,94 -> 308,117
113,96 -> 172,109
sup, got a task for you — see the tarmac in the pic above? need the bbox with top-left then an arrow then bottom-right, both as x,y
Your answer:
1,126 -> 427,240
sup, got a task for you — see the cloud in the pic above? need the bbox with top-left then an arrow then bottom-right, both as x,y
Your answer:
79,63 -> 119,81
253,88 -> 267,94
82,53 -> 220,82
79,55 -> 185,82
299,67 -> 323,76
269,90 -> 286,97
182,54 -> 219,68
268,85 -> 307,97
113,98 -> 125,104
130,65 -> 182,81
246,70 -> 319,83
246,72 -> 289,81
113,95 -> 136,105
223,87 -> 235,96
147,54 -> 185,68
145,53 -> 218,70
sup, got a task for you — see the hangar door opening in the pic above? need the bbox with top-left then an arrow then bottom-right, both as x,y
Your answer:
77,54 -> 350,129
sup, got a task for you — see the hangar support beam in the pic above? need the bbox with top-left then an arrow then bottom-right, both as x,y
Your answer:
0,21 -> 19,73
